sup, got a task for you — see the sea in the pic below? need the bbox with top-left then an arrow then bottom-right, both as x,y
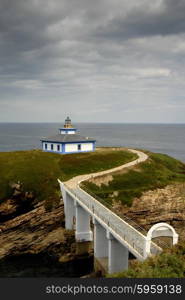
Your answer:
0,122 -> 185,162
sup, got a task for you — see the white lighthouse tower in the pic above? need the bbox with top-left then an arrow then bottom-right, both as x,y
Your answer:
59,116 -> 77,135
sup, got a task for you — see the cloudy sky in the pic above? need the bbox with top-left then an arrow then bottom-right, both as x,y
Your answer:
0,0 -> 185,123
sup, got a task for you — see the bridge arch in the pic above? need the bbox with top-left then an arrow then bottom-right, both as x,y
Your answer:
145,222 -> 178,256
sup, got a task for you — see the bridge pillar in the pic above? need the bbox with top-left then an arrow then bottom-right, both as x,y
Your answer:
75,203 -> 93,242
63,191 -> 75,230
107,231 -> 128,274
94,219 -> 108,258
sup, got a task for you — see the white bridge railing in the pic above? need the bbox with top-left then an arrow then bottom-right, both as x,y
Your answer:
59,149 -> 179,268
63,183 -> 162,260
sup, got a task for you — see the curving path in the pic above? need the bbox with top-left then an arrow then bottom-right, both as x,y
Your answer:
65,148 -> 148,189
60,149 -> 164,260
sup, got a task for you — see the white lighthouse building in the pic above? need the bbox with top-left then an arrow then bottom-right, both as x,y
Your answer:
41,117 -> 96,154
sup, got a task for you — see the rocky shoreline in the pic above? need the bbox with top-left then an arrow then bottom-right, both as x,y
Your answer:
0,196 -> 93,277
1,179 -> 185,277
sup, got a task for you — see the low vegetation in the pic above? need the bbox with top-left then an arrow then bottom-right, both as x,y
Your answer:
108,242 -> 185,278
82,152 -> 185,207
0,148 -> 137,205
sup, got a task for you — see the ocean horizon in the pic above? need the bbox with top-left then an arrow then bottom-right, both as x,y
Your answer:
0,122 -> 185,162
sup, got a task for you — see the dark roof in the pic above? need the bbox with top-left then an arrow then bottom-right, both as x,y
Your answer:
41,134 -> 96,143
59,127 -> 77,130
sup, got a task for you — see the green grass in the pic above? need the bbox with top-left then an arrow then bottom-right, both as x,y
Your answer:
82,152 -> 185,207
107,242 -> 185,278
0,148 -> 137,204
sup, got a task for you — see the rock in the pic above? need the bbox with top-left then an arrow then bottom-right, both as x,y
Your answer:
0,199 -> 18,217
10,181 -> 23,199
25,191 -> 35,201
0,202 -> 67,259
113,183 -> 185,240
10,181 -> 22,191
0,199 -> 19,222
12,189 -> 23,198
59,253 -> 74,263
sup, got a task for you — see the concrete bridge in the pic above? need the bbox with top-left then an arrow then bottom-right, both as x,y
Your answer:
58,149 -> 178,274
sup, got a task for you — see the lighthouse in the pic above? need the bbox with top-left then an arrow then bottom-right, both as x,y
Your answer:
41,117 -> 96,154
59,116 -> 77,135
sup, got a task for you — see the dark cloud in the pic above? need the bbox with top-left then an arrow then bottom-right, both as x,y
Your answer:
0,0 -> 185,122
96,0 -> 185,40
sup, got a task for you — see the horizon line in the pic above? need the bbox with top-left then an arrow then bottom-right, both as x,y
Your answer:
0,121 -> 185,125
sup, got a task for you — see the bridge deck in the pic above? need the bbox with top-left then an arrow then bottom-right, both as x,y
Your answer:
64,184 -> 161,260
60,149 -> 162,261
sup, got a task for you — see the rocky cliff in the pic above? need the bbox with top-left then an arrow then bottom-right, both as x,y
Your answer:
0,198 -> 93,277
112,183 -> 185,240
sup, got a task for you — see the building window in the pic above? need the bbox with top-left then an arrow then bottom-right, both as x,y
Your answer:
57,145 -> 60,152
51,144 -> 54,150
78,144 -> 81,151
45,143 -> 47,150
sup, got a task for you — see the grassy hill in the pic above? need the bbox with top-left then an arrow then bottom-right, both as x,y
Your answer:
1,148 -> 185,278
82,151 -> 185,278
0,148 -> 137,205
82,152 -> 185,207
